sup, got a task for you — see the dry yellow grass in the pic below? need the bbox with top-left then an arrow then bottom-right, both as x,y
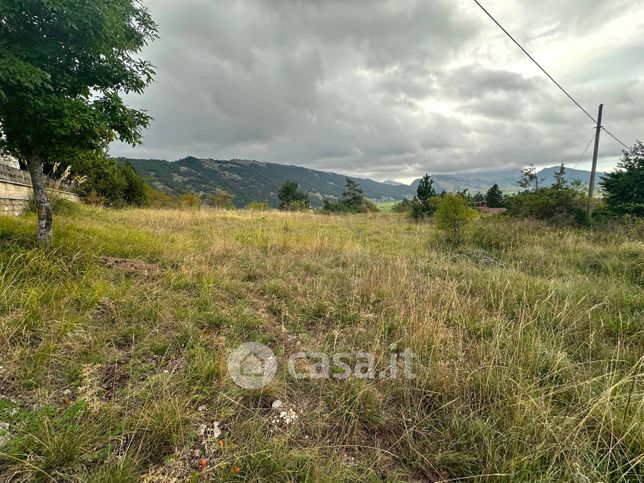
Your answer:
0,207 -> 642,481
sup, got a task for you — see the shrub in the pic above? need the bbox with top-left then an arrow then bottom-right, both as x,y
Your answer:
144,186 -> 178,208
178,192 -> 201,208
322,178 -> 377,213
246,201 -> 270,211
435,194 -> 478,245
207,189 -> 235,209
277,180 -> 309,209
507,187 -> 587,225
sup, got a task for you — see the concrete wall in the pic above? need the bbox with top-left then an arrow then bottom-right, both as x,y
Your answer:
0,166 -> 80,216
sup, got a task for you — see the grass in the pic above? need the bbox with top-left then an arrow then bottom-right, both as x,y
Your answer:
0,206 -> 642,481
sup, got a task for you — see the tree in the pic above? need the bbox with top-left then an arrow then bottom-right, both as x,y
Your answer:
342,178 -> 365,212
208,189 -> 235,209
410,173 -> 438,220
601,141 -> 644,216
0,1 -> 158,243
485,184 -> 505,208
518,164 -> 541,191
435,194 -> 478,245
322,178 -> 376,213
277,180 -> 309,210
552,163 -> 568,190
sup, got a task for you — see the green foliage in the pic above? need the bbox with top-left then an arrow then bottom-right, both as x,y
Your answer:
508,187 -> 588,225
178,192 -> 201,208
0,0 -> 158,160
322,178 -> 378,213
391,199 -> 413,213
435,194 -> 478,244
207,189 -> 235,209
601,141 -> 644,216
410,173 -> 438,220
485,184 -> 505,208
277,180 -> 310,210
71,155 -> 147,207
144,186 -> 177,208
518,164 -> 541,191
552,163 -> 568,190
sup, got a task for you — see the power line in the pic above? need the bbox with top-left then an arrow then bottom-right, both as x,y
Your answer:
573,132 -> 596,169
471,0 -> 632,151
601,127 -> 630,150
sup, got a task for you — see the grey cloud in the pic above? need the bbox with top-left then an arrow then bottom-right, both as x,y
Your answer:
111,0 -> 643,181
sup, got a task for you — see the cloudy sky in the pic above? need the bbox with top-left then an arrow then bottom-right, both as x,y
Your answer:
111,0 -> 644,182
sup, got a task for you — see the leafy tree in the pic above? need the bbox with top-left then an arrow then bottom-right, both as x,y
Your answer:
518,164 -> 541,191
435,194 -> 478,245
485,184 -> 505,208
72,154 -> 147,207
208,189 -> 235,209
277,180 -> 309,210
0,0 -> 158,243
600,141 -> 644,216
410,173 -> 438,220
552,163 -> 568,190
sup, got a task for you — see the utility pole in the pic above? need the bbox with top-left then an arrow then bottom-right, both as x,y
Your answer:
588,104 -> 603,201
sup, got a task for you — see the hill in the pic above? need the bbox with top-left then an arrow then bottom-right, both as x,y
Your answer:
123,156 -> 601,206
122,156 -> 414,207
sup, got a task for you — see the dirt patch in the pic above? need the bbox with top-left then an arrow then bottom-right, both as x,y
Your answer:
100,256 -> 158,273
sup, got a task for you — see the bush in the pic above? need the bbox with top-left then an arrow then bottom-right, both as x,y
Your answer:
435,194 -> 478,245
144,186 -> 178,208
278,180 -> 309,209
178,192 -> 201,208
507,187 -> 587,225
282,199 -> 310,212
71,155 -> 148,207
322,178 -> 378,214
207,189 -> 235,209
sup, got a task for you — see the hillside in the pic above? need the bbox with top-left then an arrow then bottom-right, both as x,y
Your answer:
123,157 -> 414,207
124,157 -> 601,206
0,207 -> 641,481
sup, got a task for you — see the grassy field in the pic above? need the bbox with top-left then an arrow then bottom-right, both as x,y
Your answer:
0,207 -> 642,481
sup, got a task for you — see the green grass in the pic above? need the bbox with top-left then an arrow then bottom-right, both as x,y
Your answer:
0,207 -> 642,481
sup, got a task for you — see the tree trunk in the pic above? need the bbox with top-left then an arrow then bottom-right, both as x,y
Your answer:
26,152 -> 53,244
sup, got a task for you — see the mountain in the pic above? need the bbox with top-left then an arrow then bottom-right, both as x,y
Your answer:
123,156 -> 601,207
411,166 -> 602,195
382,179 -> 406,187
123,157 -> 414,207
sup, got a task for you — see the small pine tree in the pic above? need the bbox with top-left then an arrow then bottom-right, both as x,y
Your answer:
411,173 -> 438,219
342,178 -> 365,212
485,184 -> 505,208
277,180 -> 309,210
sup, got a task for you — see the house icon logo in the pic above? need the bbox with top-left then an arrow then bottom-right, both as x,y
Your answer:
227,342 -> 277,389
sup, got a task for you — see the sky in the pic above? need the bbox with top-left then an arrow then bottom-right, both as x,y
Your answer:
110,0 -> 644,183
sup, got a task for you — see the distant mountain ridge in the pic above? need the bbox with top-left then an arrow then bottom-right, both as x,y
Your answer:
122,156 -> 601,207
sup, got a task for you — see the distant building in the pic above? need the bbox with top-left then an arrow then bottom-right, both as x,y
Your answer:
0,154 -> 20,170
